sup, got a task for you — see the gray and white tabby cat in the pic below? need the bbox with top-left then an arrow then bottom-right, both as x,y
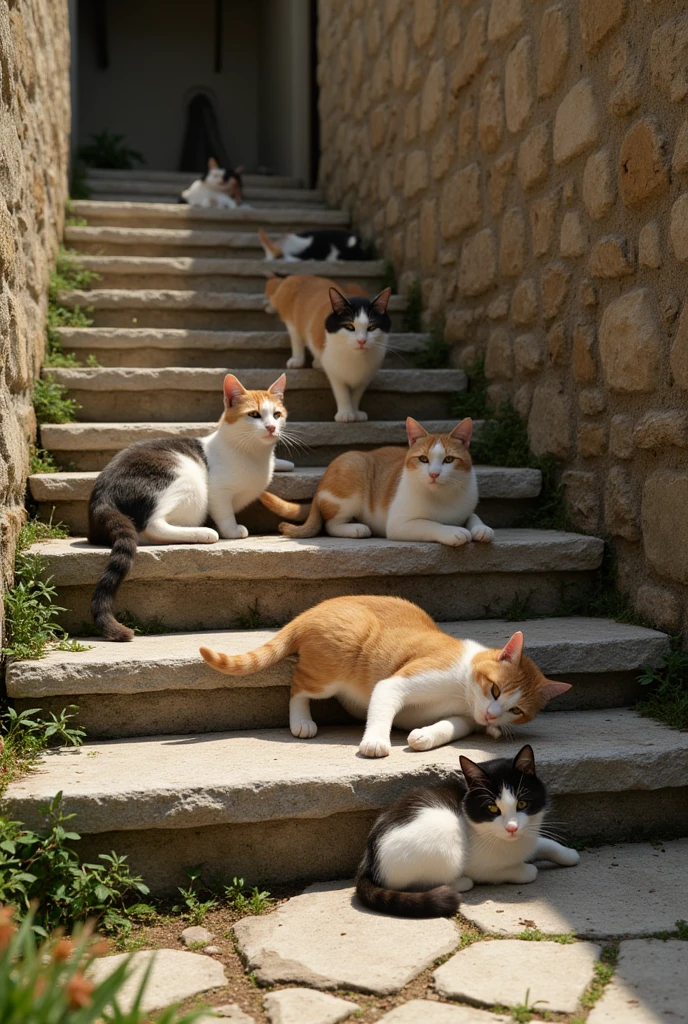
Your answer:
88,373 -> 293,642
356,745 -> 579,917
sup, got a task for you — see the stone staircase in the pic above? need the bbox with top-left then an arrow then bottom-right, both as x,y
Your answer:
7,172 -> 685,892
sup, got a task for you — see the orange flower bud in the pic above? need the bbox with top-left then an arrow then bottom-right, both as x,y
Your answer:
0,906 -> 17,952
66,972 -> 95,1009
53,938 -> 76,962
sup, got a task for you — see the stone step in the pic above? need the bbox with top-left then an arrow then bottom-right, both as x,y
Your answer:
70,200 -> 349,232
7,619 -> 668,739
65,226 -> 267,258
73,256 -> 386,293
43,366 -> 464,423
31,465 -> 540,535
40,419 -> 483,470
4,709 -> 685,890
88,193 -> 327,209
86,169 -> 305,189
54,328 -> 427,368
57,288 -> 406,330
84,176 -> 324,204
30,531 -> 603,633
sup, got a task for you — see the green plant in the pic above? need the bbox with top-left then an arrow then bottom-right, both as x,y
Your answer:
452,356 -> 488,419
78,131 -> 145,170
0,906 -> 207,1023
513,928 -> 575,943
2,517 -> 89,661
44,248 -> 99,368
555,543 -> 641,623
414,313 -> 449,369
116,612 -> 169,637
403,279 -> 422,333
0,795 -> 150,935
33,377 -> 79,425
0,704 -> 84,795
29,447 -> 60,474
637,637 -> 688,731
172,868 -> 218,925
224,876 -> 272,915
580,944 -> 618,1009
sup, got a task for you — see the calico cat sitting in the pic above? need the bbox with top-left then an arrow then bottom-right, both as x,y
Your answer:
199,595 -> 570,756
259,227 -> 369,262
356,744 -> 580,917
265,274 -> 392,422
180,158 -> 244,208
89,373 -> 292,642
267,416 -> 493,545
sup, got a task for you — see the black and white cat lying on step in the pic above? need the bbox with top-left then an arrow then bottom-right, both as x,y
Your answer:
180,158 -> 244,209
356,744 -> 579,917
259,227 -> 369,262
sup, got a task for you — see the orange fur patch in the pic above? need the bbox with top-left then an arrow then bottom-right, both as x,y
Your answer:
264,275 -> 368,354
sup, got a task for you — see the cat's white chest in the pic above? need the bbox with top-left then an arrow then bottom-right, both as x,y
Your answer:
388,469 -> 478,527
160,455 -> 209,526
321,337 -> 385,387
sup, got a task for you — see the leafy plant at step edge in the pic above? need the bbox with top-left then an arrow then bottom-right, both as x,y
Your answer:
637,637 -> 688,731
0,906 -> 208,1024
77,131 -> 145,170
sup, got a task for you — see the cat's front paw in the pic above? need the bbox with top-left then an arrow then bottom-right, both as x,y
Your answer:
222,524 -> 249,540
335,409 -> 358,422
471,524 -> 494,543
199,528 -> 220,543
359,734 -> 391,758
286,356 -> 305,368
407,727 -> 437,751
440,527 -> 472,547
519,863 -> 538,883
453,876 -> 474,892
353,410 -> 368,421
486,724 -> 502,739
555,846 -> 580,867
290,719 -> 318,739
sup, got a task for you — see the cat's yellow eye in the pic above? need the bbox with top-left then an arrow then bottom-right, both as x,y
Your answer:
488,804 -> 498,813
345,324 -> 355,331
274,411 -> 282,418
510,706 -> 523,715
491,683 -> 500,699
443,456 -> 455,464
248,411 -> 261,418
419,455 -> 430,463
517,800 -> 527,810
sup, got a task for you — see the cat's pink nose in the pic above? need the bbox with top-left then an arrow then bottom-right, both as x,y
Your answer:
429,471 -> 440,480
266,424 -> 276,434
506,823 -> 518,834
357,339 -> 367,348
485,709 -> 497,721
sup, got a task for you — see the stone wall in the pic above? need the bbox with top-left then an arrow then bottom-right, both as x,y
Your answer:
0,0 -> 71,644
317,0 -> 688,634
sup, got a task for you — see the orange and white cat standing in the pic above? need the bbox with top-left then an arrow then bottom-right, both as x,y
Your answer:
267,416 -> 494,546
264,274 -> 392,422
200,596 -> 571,757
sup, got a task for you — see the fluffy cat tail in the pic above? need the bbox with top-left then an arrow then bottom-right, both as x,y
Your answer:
90,507 -> 138,642
355,874 -> 460,919
200,622 -> 297,676
259,492 -> 310,521
258,228 -> 282,259
277,495 -> 323,538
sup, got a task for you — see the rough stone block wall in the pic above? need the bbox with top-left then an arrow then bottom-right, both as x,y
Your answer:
317,0 -> 688,634
0,0 -> 71,644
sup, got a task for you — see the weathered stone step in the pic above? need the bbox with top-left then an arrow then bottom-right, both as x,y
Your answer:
73,255 -> 386,292
7,619 -> 667,739
84,176 -> 324,204
31,531 -> 603,632
43,366 -> 464,423
65,226 -> 266,258
57,289 -> 406,330
86,169 -> 305,189
70,200 -> 349,232
54,327 -> 427,368
5,710 -> 685,889
31,465 -> 540,534
89,193 -> 327,210
40,419 -> 484,470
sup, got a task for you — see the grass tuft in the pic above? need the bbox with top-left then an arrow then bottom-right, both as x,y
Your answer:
44,247 -> 99,368
636,638 -> 688,731
414,313 -> 449,368
29,447 -> 60,474
580,942 -> 619,1010
33,377 -> 80,425
513,928 -> 576,943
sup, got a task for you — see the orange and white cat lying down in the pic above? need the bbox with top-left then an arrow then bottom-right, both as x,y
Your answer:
263,416 -> 493,546
200,596 -> 571,758
265,274 -> 392,423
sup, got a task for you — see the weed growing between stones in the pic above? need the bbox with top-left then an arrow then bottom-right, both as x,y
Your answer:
555,545 -> 644,625
579,942 -> 619,1011
0,706 -> 84,796
33,377 -> 80,425
232,599 -> 286,631
172,870 -> 273,926
637,638 -> 688,731
414,313 -> 449,368
453,355 -> 488,420
29,446 -> 59,474
650,919 -> 688,940
45,248 -> 99,368
513,929 -> 576,944
403,279 -> 422,333
173,868 -> 219,926
224,877 -> 273,916
2,518 -> 90,661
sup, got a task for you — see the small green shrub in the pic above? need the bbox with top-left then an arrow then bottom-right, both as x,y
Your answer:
33,377 -> 79,425
580,944 -> 618,1009
29,447 -> 59,474
224,876 -> 272,915
0,906 -> 207,1024
403,279 -> 422,333
44,248 -> 99,367
637,637 -> 688,731
452,356 -> 488,420
172,868 -> 218,925
414,314 -> 449,369
77,131 -> 145,170
0,704 -> 85,796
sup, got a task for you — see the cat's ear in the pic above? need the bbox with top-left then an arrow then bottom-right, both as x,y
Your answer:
450,418 -> 472,448
538,679 -> 572,706
371,287 -> 392,314
268,374 -> 287,399
223,373 -> 246,407
208,157 -> 219,169
406,417 -> 428,447
513,744 -> 536,775
460,755 -> 491,788
329,287 -> 351,315
498,631 -> 524,667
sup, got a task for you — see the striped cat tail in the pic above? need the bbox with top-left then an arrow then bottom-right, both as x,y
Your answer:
355,874 -> 460,919
199,622 -> 296,677
259,492 -> 311,521
278,494 -> 323,538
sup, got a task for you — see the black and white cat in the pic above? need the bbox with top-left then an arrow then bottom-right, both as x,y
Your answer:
180,158 -> 244,208
88,374 -> 293,642
259,227 -> 369,262
356,745 -> 579,917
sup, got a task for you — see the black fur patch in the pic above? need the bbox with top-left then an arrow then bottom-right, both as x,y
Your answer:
291,230 -> 369,261
325,294 -> 391,336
